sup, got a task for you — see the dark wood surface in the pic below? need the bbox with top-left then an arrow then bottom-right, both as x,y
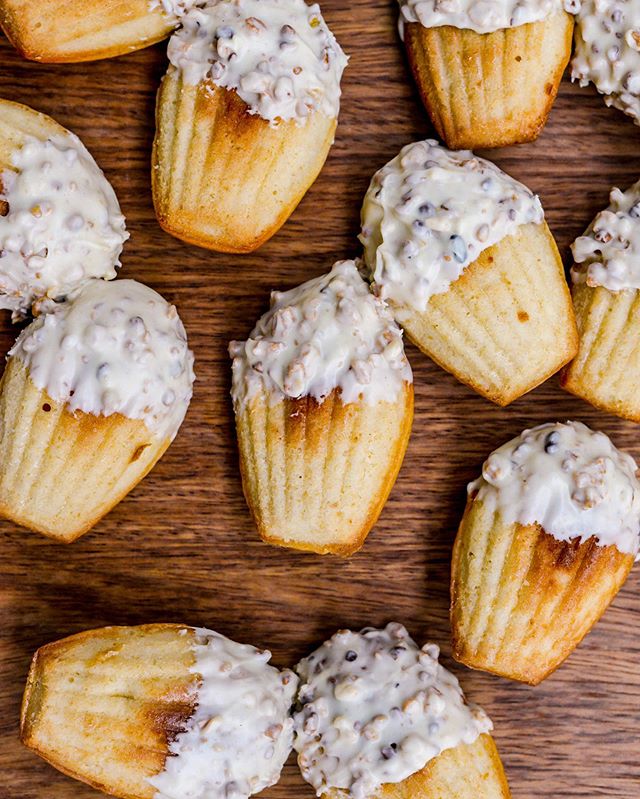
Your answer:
1,3 -> 639,797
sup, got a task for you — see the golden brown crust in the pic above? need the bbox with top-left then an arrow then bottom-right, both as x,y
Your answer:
323,734 -> 510,799
21,624 -> 197,799
561,281 -> 640,422
152,71 -> 337,253
450,497 -> 634,685
0,357 -> 171,543
404,13 -> 574,150
0,0 -> 175,63
235,383 -> 414,556
398,222 -> 578,406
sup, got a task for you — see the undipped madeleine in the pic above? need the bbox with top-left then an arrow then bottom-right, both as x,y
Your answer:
230,260 -> 413,555
451,421 -> 640,685
153,0 -> 347,252
21,624 -> 297,799
361,140 -> 577,405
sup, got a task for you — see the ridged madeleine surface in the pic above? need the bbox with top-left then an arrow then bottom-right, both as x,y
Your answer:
235,384 -> 414,556
404,12 -> 573,149
21,624 -> 197,799
325,734 -> 510,799
396,222 -> 577,406
562,283 -> 640,421
0,0 -> 175,63
153,69 -> 337,253
0,358 -> 170,542
451,496 -> 634,685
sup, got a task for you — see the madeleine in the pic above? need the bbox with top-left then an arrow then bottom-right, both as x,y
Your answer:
229,260 -> 413,555
153,0 -> 348,252
451,421 -> 639,684
21,624 -> 297,799
360,139 -> 577,405
399,0 -> 573,149
294,623 -> 510,799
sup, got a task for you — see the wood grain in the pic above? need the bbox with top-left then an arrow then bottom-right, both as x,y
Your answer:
1,3 -> 640,797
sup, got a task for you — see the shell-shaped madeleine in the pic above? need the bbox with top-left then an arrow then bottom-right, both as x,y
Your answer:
152,73 -> 337,253
562,284 -> 640,421
0,357 -> 170,542
230,260 -> 414,555
0,0 -> 175,63
451,497 -> 634,684
235,384 -> 413,555
0,280 -> 194,541
403,12 -> 574,150
562,180 -> 640,420
21,624 -> 198,799
22,625 -> 298,799
398,222 -> 577,406
323,735 -> 510,799
294,624 -> 508,799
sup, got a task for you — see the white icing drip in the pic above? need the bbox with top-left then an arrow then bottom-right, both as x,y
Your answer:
150,627 -> 298,799
572,0 -> 640,125
0,133 -> 128,318
571,179 -> 640,291
399,0 -> 568,36
9,279 -> 195,441
229,260 -> 412,408
167,0 -> 348,125
293,623 -> 492,799
148,0 -> 197,17
469,421 -> 640,555
360,140 -> 543,315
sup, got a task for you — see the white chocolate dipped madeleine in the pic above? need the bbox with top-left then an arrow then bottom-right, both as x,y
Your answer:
0,278 -> 195,542
572,0 -> 640,125
152,0 -> 348,253
360,140 -> 577,405
562,179 -> 640,420
0,0 -> 186,63
21,624 -> 298,799
293,623 -> 510,799
0,98 -> 128,321
398,0 -> 574,149
229,260 -> 414,556
451,421 -> 640,684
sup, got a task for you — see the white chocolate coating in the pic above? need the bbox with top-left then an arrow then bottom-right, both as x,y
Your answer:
469,421 -> 640,555
9,280 -> 195,441
150,627 -> 298,799
167,0 -> 348,125
572,0 -> 640,125
293,623 -> 492,799
399,0 -> 567,35
360,140 -> 543,315
0,133 -> 128,318
571,179 -> 640,291
229,260 -> 412,409
148,0 -> 196,17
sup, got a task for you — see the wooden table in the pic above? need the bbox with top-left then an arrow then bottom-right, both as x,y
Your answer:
0,3 -> 638,797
